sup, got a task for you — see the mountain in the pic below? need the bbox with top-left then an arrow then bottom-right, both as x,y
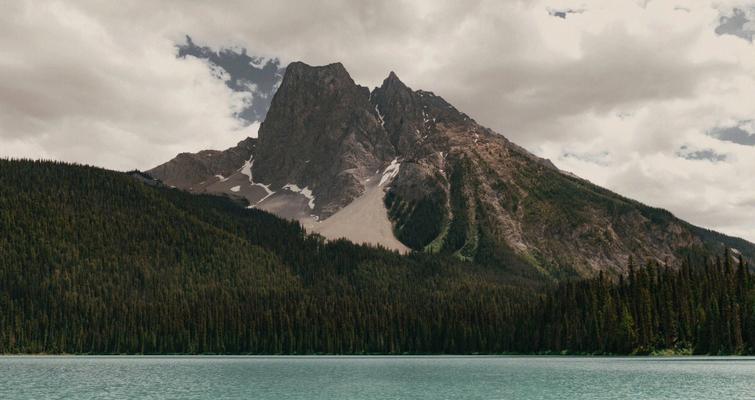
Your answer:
149,61 -> 755,279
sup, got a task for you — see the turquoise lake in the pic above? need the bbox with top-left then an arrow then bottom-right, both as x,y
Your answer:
0,356 -> 753,399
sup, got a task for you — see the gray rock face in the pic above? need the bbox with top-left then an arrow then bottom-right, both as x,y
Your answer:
370,72 -> 423,156
370,72 -> 467,160
147,137 -> 255,190
254,62 -> 395,216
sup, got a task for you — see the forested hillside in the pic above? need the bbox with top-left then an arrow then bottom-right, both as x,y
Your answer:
0,160 -> 752,354
518,254 -> 754,355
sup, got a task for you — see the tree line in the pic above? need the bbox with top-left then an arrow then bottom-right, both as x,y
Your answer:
515,253 -> 753,354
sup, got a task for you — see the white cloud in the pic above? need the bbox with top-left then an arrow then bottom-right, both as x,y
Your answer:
0,1 -> 255,170
1,0 -> 754,241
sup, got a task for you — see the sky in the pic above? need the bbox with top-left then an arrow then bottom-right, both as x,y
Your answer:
1,0 -> 754,242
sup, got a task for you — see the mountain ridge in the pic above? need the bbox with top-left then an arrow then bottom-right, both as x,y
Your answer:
149,61 -> 755,278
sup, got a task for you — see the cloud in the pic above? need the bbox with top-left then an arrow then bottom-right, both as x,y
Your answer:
177,36 -> 284,124
1,0 -> 755,241
715,8 -> 755,41
0,1 -> 256,170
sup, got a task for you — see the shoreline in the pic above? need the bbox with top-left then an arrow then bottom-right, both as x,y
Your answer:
2,353 -> 753,358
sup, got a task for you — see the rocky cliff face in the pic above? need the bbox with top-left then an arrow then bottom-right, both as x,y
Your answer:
149,61 -> 755,278
371,72 -> 717,277
253,62 -> 395,217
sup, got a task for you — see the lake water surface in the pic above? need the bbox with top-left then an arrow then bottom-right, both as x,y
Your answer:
0,356 -> 753,399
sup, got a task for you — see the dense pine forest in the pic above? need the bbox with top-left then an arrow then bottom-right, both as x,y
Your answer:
517,254 -> 753,354
0,159 -> 752,354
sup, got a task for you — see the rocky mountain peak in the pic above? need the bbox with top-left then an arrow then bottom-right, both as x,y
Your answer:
370,72 -> 423,156
253,61 -> 395,217
283,61 -> 352,88
382,71 -> 407,89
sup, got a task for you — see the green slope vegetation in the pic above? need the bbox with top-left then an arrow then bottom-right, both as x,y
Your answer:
0,159 -> 752,355
0,159 -> 532,354
519,254 -> 754,355
387,145 -> 755,280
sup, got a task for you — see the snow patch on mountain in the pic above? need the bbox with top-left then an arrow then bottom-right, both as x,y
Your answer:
254,183 -> 275,203
379,159 -> 400,186
240,157 -> 253,181
239,156 -> 276,205
283,183 -> 316,209
375,105 -> 385,127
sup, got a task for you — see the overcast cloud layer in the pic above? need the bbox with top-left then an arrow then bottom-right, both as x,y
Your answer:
1,0 -> 754,242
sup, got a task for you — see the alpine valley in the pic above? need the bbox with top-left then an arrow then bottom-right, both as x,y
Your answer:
1,60 -> 754,355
